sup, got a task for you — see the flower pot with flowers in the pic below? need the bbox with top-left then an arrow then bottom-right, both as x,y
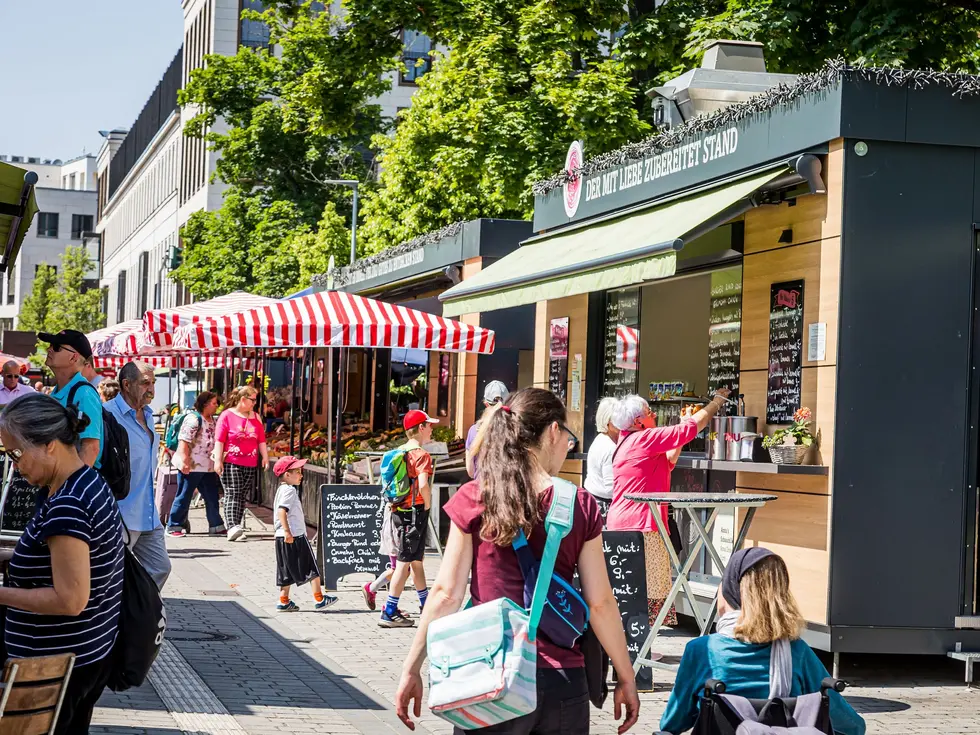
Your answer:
762,407 -> 814,464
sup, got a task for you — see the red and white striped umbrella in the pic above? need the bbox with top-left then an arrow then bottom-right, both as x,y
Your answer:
88,319 -> 146,357
616,325 -> 639,371
174,290 -> 496,354
143,292 -> 278,334
92,353 -> 254,370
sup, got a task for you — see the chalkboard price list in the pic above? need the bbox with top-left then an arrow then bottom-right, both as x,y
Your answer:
708,276 -> 742,395
603,288 -> 640,397
319,484 -> 385,590
766,279 -> 805,424
602,530 -> 653,689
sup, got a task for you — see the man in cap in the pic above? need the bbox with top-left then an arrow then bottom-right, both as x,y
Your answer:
379,409 -> 438,628
464,380 -> 509,479
0,360 -> 33,408
42,330 -> 103,467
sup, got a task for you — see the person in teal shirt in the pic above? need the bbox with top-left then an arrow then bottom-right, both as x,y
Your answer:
42,330 -> 103,468
659,548 -> 865,735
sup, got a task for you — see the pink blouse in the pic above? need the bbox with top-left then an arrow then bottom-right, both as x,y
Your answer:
215,410 -> 266,468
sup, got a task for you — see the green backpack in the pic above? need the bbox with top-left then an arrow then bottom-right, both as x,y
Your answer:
165,409 -> 200,452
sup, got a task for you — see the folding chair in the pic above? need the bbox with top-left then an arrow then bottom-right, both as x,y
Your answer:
0,653 -> 76,734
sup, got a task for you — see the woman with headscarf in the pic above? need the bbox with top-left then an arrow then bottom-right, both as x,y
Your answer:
659,548 -> 866,735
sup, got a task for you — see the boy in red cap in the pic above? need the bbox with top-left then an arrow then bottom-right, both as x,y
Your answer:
273,456 -> 337,611
379,409 -> 437,628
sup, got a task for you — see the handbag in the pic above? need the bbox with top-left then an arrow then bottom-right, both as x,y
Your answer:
426,480 -> 576,730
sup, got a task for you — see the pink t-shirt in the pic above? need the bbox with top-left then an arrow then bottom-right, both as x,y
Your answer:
444,481 -> 603,669
215,410 -> 266,468
606,418 -> 699,533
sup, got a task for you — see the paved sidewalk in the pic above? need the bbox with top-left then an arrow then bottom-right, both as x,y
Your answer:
92,505 -> 980,734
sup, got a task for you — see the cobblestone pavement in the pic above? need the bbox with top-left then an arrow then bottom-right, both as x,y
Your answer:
92,505 -> 980,734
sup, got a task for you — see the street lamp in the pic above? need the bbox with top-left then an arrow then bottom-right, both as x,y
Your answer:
322,179 -> 358,264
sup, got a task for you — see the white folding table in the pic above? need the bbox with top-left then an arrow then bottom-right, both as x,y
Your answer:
624,491 -> 777,675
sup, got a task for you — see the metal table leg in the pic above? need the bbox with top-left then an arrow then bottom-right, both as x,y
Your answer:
698,505 -> 762,635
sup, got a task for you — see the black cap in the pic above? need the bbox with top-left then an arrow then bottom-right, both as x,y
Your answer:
38,330 -> 93,360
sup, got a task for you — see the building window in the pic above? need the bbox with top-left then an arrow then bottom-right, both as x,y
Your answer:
239,0 -> 270,50
400,30 -> 433,85
36,212 -> 59,238
116,270 -> 127,323
71,214 -> 94,240
69,173 -> 77,190
137,251 -> 150,316
0,319 -> 12,334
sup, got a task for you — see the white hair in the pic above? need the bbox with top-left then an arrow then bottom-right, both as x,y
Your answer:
611,395 -> 649,431
595,397 -> 620,434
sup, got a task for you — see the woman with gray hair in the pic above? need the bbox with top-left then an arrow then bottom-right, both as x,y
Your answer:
607,390 -> 730,633
0,393 -> 125,732
583,397 -> 620,519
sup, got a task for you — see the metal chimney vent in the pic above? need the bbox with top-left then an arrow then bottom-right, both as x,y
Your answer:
647,40 -> 796,131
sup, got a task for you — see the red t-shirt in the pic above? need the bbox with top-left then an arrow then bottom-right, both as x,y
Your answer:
444,480 -> 603,669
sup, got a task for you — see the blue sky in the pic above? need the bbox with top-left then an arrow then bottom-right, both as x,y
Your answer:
0,1 -> 184,160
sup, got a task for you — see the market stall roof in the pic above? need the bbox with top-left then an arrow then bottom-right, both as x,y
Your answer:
173,290 -> 496,354
0,161 -> 39,274
439,167 -> 787,317
88,318 -> 146,357
92,353 -> 254,369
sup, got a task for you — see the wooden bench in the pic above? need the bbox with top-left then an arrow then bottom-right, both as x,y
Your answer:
0,653 -> 76,734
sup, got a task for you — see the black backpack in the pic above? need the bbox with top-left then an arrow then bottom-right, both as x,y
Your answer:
107,539 -> 166,691
67,381 -> 131,500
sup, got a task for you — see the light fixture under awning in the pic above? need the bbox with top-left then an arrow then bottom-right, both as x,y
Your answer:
440,166 -> 789,317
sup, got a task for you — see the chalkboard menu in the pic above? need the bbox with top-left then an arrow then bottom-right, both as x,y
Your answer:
766,280 -> 805,424
0,465 -> 41,536
603,288 -> 640,397
602,530 -> 652,690
549,317 -> 569,402
708,269 -> 742,395
318,484 -> 385,590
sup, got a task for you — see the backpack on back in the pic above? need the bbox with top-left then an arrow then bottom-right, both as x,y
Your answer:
68,381 -> 131,501
164,409 -> 199,452
380,448 -> 413,506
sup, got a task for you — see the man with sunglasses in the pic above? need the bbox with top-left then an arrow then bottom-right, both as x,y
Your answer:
41,330 -> 103,468
0,360 -> 34,408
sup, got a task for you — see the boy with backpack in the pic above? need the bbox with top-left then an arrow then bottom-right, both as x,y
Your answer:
377,409 -> 437,628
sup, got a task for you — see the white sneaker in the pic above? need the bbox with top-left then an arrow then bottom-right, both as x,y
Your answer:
226,526 -> 245,542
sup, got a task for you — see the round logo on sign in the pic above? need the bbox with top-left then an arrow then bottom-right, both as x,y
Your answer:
562,140 -> 584,218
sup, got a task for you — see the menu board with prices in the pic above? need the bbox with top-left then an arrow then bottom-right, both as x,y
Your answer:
318,484 -> 385,590
603,288 -> 641,397
602,530 -> 653,690
708,269 -> 742,395
549,317 -> 570,402
766,279 -> 805,424
0,464 -> 41,536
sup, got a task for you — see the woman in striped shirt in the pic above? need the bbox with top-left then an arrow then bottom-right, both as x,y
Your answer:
0,394 -> 125,734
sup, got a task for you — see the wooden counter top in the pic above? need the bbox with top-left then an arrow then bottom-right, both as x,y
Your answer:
675,456 -> 829,475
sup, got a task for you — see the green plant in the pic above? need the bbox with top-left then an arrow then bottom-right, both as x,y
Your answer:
762,407 -> 814,448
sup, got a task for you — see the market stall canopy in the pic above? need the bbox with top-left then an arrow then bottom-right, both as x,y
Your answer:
92,353 -> 254,369
88,318 -> 146,357
0,161 -> 39,274
439,167 -> 788,317
173,290 -> 496,354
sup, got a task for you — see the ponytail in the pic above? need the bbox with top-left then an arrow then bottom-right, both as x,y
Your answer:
477,387 -> 567,545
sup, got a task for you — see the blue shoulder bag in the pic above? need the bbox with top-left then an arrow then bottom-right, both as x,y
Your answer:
511,478 -> 590,649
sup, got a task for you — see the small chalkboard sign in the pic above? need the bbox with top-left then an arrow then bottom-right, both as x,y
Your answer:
766,279 -> 805,425
317,484 -> 385,590
0,464 -> 41,536
549,317 -> 569,402
602,530 -> 652,690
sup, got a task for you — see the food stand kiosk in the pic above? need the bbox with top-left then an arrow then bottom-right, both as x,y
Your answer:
440,51 -> 980,661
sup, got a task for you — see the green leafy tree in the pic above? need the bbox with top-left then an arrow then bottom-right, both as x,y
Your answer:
46,245 -> 105,335
17,262 -> 57,332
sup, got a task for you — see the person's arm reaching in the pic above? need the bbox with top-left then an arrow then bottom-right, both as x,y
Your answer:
396,522 -> 473,730
578,535 -> 640,733
690,389 -> 731,433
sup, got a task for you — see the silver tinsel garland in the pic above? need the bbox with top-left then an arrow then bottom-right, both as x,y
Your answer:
313,220 -> 465,287
532,58 -> 980,196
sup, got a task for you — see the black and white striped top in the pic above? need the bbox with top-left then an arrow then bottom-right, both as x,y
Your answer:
6,466 -> 125,667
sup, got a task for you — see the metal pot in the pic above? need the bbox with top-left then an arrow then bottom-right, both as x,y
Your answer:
708,416 -> 730,459
724,416 -> 759,462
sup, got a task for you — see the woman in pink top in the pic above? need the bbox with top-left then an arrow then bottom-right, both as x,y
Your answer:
606,391 -> 729,629
214,386 -> 268,542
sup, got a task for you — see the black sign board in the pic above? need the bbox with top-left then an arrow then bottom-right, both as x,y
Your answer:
549,317 -> 569,402
602,530 -> 653,690
766,280 -> 805,424
318,484 -> 385,590
708,273 -> 742,395
0,466 -> 41,536
602,288 -> 640,397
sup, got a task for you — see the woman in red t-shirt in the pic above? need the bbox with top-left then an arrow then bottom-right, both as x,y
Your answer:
214,385 -> 268,542
395,388 -> 640,735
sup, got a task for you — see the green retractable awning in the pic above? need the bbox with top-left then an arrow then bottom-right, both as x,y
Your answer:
440,167 -> 787,317
0,161 -> 39,274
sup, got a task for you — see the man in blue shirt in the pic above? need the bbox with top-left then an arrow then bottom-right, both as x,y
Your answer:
105,360 -> 171,589
42,330 -> 103,467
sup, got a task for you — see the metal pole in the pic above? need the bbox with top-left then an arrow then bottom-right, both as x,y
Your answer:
298,350 -> 307,460
289,350 -> 298,455
349,184 -> 358,264
326,348 -> 333,476
335,347 -> 347,483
